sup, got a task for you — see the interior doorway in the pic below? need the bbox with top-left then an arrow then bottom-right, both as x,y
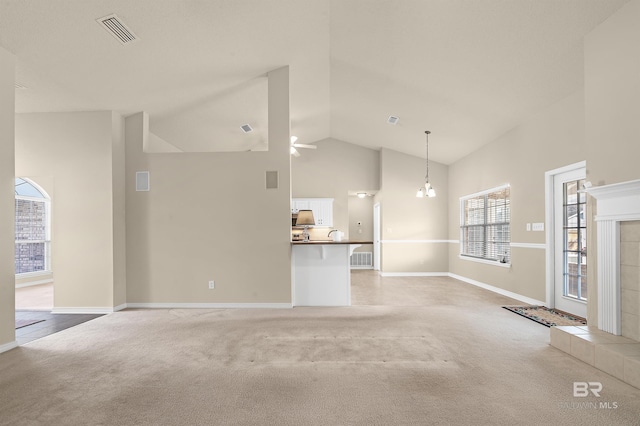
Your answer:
546,162 -> 587,319
14,177 -> 53,311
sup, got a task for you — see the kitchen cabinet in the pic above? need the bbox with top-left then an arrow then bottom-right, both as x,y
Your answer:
292,198 -> 333,227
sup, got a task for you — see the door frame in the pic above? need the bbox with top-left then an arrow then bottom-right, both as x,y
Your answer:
544,160 -> 586,311
373,202 -> 380,271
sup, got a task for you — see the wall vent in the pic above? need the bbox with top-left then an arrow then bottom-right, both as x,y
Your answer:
240,124 -> 253,133
387,116 -> 399,125
350,252 -> 373,269
97,14 -> 139,45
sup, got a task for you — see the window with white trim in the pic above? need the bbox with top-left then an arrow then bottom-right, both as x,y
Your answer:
15,178 -> 51,275
460,185 -> 510,264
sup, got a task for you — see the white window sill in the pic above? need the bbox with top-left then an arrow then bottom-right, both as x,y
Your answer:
459,255 -> 511,268
15,270 -> 52,279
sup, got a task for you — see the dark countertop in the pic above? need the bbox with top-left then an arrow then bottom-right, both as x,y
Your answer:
291,240 -> 373,245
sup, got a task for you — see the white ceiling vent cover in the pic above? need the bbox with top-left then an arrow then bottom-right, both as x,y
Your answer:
387,116 -> 399,125
97,14 -> 139,45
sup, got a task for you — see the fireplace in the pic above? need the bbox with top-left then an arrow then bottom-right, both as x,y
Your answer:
587,179 -> 640,336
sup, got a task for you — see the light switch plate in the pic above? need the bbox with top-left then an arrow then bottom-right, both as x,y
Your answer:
526,223 -> 531,231
532,222 -> 544,231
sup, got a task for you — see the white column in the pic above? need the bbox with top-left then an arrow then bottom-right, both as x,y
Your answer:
597,219 -> 621,334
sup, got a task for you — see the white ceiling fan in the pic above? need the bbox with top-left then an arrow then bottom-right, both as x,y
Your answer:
290,136 -> 317,157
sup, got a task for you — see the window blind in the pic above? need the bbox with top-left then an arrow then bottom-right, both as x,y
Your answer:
460,186 -> 510,263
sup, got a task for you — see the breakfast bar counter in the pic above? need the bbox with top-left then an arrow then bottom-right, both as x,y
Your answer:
291,240 -> 372,306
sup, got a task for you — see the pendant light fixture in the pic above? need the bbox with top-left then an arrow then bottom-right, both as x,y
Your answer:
416,130 -> 436,198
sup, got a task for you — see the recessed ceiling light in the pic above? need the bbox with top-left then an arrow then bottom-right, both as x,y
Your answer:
387,116 -> 399,125
240,124 -> 253,133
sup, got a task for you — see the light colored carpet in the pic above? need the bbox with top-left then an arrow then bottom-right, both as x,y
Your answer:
1,272 -> 639,425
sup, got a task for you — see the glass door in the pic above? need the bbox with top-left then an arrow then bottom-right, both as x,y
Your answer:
554,168 -> 587,318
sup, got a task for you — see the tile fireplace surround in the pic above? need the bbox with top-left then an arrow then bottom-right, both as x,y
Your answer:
587,179 -> 640,335
550,180 -> 640,390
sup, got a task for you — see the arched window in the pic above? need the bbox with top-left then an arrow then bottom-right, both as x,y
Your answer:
15,178 -> 51,275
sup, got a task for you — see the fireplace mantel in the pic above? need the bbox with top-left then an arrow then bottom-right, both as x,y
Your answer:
587,179 -> 640,335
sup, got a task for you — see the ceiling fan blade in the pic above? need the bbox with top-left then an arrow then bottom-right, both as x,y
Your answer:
291,148 -> 301,157
293,143 -> 317,150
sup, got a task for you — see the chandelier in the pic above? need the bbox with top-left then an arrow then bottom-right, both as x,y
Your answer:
416,130 -> 436,198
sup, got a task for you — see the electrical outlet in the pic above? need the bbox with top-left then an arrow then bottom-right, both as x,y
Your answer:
208,280 -> 215,289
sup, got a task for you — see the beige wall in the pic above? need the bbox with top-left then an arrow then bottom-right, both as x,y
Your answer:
585,0 -> 640,187
124,67 -> 292,305
584,0 -> 640,323
111,113 -> 127,308
379,148 -> 449,273
15,112 -> 118,310
291,137 -> 380,239
448,90 -> 585,302
0,47 -> 15,349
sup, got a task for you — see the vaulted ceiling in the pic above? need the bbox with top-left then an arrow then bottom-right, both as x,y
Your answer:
0,0 -> 629,163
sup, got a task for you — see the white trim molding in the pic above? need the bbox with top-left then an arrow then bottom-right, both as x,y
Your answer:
449,273 -> 546,306
379,272 -> 448,277
15,278 -> 54,289
584,179 -> 640,335
125,303 -> 293,309
381,240 -> 458,244
544,161 -> 586,316
510,242 -> 546,249
0,340 -> 18,354
459,255 -> 511,268
51,307 -> 117,314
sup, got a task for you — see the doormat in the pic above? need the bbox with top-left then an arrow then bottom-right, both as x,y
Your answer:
15,319 -> 45,329
502,305 -> 587,327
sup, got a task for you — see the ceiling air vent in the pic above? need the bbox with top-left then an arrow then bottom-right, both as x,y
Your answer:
97,14 -> 139,45
387,116 -> 399,125
240,124 -> 253,133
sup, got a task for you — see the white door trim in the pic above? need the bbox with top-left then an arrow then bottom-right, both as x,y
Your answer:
544,160 -> 586,310
373,202 -> 381,271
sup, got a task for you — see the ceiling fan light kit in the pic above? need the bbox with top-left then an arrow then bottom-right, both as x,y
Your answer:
290,136 -> 317,157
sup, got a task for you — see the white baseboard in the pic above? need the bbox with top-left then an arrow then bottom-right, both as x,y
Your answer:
113,303 -> 127,312
0,340 -> 18,354
448,273 -> 546,306
379,272 -> 448,277
51,307 -> 115,314
124,302 -> 293,309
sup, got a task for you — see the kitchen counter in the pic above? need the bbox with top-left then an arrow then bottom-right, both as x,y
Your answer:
291,241 -> 370,306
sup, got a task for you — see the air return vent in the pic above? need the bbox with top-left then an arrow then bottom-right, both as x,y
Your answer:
97,14 -> 139,45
